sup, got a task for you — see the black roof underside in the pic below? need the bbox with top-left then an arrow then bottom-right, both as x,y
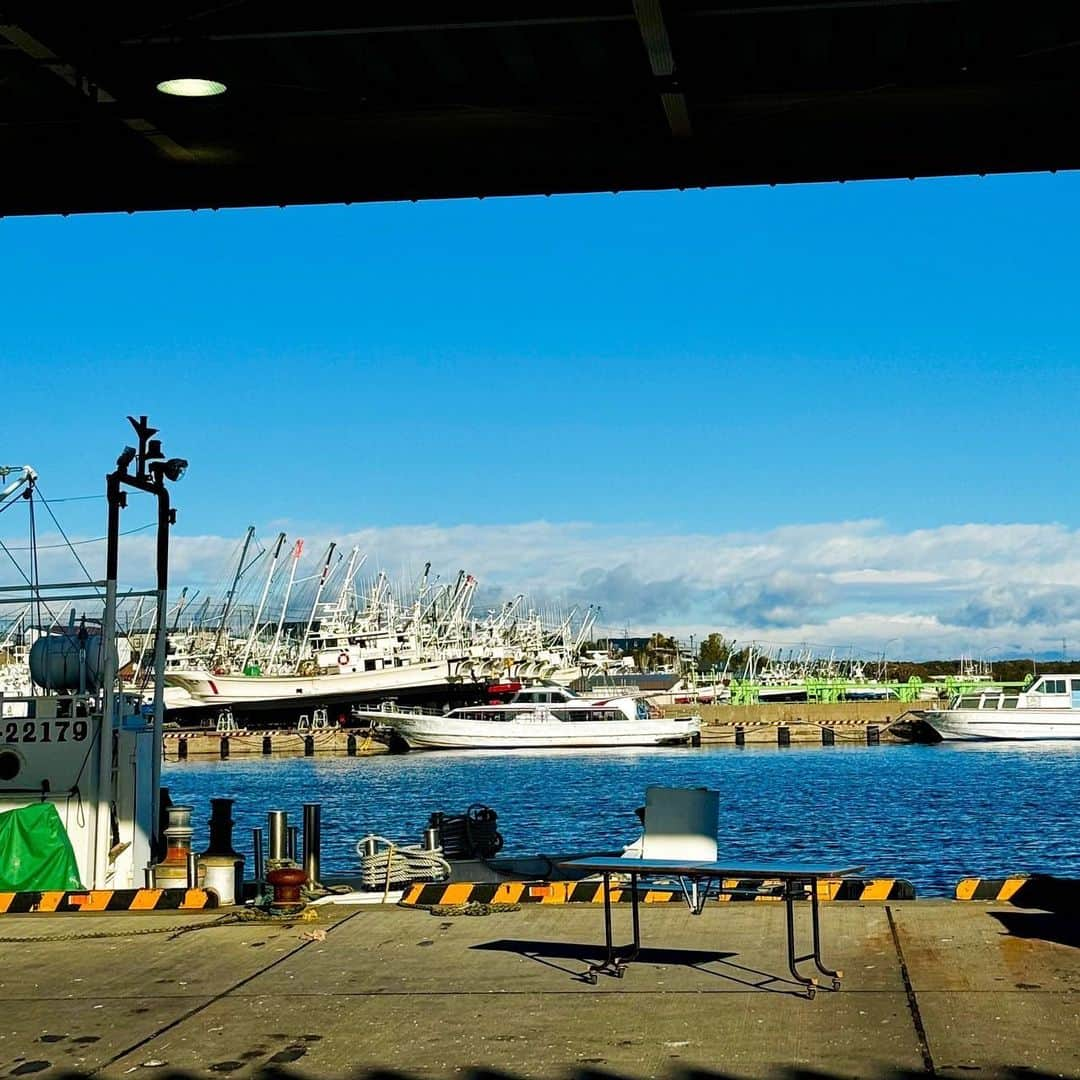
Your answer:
2,3 -> 1078,215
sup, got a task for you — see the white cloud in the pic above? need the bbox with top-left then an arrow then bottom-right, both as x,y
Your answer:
3,517 -> 1079,657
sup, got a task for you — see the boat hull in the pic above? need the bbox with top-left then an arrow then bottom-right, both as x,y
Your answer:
372,712 -> 701,751
165,660 -> 457,704
922,708 -> 1080,741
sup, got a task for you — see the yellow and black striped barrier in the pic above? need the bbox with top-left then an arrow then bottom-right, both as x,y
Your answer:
955,875 -> 1080,908
955,877 -> 1030,902
401,877 -> 915,907
0,888 -> 217,914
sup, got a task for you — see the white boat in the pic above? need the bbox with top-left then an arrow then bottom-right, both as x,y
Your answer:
922,674 -> 1080,741
165,654 -> 461,704
355,684 -> 702,751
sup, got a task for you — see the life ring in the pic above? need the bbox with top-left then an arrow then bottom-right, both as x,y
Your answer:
338,652 -> 350,666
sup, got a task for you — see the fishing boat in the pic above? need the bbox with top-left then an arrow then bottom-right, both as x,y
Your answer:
922,674 -> 1080,740
354,684 -> 702,751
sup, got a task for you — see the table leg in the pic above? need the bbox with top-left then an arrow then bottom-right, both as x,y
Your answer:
602,872 -> 614,962
809,877 -> 843,990
785,881 -> 818,999
584,872 -> 640,984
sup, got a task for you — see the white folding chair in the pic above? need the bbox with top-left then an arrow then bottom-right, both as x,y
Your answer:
625,785 -> 720,913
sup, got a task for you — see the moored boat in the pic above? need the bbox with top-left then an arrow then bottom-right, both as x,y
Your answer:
922,674 -> 1080,741
355,684 -> 701,751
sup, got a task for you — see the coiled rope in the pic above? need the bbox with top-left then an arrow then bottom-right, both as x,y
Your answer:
356,834 -> 451,900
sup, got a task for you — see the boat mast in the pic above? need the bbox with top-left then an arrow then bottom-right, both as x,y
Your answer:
331,546 -> 364,626
170,587 -> 194,633
267,538 -> 303,668
300,541 -> 338,651
240,531 -> 287,670
211,525 -> 255,665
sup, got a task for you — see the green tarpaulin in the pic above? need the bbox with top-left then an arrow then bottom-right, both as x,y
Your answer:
0,802 -> 83,892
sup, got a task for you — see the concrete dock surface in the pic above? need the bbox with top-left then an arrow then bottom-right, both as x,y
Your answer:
0,900 -> 1075,1079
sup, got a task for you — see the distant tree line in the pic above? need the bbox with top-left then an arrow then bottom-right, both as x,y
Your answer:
586,631 -> 1080,682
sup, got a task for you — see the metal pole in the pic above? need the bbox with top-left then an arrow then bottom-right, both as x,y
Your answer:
302,803 -> 321,886
252,827 -> 264,884
287,825 -> 299,863
267,810 -> 287,862
95,471 -> 122,890
149,484 -> 171,853
186,851 -> 199,889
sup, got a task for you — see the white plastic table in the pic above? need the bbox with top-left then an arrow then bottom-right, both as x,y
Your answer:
558,856 -> 865,998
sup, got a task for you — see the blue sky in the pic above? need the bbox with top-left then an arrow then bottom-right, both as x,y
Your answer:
2,173 -> 1079,654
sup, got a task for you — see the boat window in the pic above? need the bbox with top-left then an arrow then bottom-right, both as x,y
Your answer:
1042,679 -> 1067,694
958,696 -> 981,708
1001,696 -> 1019,709
1071,680 -> 1080,692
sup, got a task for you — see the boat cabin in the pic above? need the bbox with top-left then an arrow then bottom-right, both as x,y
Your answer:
510,686 -> 578,705
953,674 -> 1080,711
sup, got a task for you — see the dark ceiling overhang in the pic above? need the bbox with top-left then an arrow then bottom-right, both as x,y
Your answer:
2,3 -> 1078,217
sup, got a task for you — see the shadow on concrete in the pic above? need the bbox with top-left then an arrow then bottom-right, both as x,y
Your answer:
989,910 -> 1080,950
471,937 -> 735,978
470,938 -> 814,994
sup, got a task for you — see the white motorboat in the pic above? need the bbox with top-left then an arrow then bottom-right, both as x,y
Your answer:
922,674 -> 1080,741
355,684 -> 702,751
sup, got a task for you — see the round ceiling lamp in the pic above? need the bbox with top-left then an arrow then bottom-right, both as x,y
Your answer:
156,77 -> 227,98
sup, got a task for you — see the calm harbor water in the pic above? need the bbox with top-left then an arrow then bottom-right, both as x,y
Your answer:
163,741 -> 1080,896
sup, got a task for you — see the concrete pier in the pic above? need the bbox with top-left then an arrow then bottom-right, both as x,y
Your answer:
164,730 -> 390,758
0,900 -> 1074,1077
666,700 -> 922,743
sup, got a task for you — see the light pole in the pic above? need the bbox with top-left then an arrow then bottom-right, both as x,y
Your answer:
100,416 -> 187,865
881,637 -> 900,682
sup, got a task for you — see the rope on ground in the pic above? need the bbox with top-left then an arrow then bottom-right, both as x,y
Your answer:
405,901 -> 522,917
0,910 -> 279,944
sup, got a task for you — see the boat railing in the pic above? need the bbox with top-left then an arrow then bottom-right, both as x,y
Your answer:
364,701 -> 447,717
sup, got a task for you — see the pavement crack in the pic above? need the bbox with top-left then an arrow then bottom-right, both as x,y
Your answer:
887,904 -> 936,1076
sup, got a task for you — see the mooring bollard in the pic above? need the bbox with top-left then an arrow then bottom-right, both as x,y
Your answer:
866,724 -> 880,746
303,803 -> 321,887
252,827 -> 265,885
267,810 -> 287,862
262,734 -> 272,755
219,735 -> 229,759
822,726 -> 836,746
777,725 -> 791,747
347,732 -> 357,756
734,725 -> 745,747
304,735 -> 315,756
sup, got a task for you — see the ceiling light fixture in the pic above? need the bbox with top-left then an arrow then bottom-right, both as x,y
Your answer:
156,77 -> 227,98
